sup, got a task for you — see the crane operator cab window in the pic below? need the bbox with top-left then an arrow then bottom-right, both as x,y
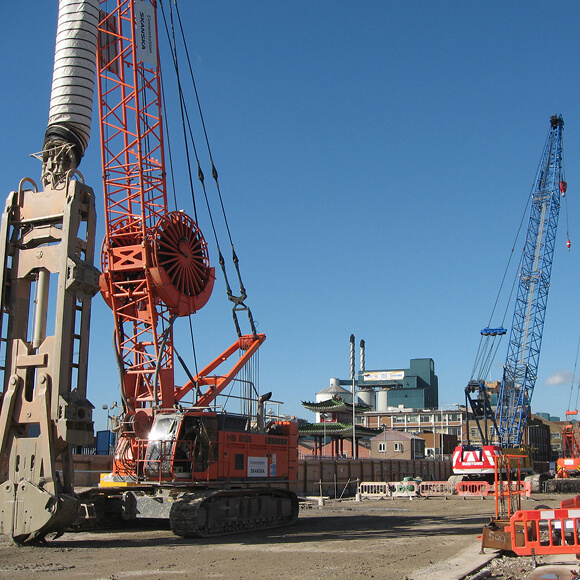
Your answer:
173,415 -> 218,477
144,414 -> 179,479
144,414 -> 218,480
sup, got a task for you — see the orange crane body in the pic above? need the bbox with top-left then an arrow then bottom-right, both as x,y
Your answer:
92,0 -> 298,534
556,411 -> 580,477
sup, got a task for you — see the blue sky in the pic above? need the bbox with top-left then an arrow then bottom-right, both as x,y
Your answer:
2,1 -> 580,431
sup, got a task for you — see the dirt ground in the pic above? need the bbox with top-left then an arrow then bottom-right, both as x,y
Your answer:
0,494 -> 568,580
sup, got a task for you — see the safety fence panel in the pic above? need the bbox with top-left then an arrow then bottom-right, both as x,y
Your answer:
358,482 -> 391,499
509,508 -> 580,556
391,481 -> 419,497
561,495 -> 580,509
456,481 -> 490,497
419,481 -> 456,497
492,481 -> 532,499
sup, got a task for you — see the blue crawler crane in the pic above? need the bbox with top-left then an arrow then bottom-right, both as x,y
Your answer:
453,115 -> 566,476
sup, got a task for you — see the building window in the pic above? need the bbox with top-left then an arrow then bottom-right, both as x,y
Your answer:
470,427 -> 479,439
420,415 -> 432,422
378,442 -> 386,453
408,415 -> 419,423
450,413 -> 460,422
393,415 -> 405,424
394,442 -> 403,452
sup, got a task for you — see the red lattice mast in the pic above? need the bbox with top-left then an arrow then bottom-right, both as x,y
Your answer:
96,0 -> 214,414
96,4 -> 266,479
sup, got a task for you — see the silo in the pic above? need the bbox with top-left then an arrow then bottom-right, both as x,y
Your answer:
315,379 -> 351,421
358,388 -> 375,410
376,388 -> 389,412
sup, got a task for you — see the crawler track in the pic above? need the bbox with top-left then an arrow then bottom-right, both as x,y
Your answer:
169,488 -> 298,537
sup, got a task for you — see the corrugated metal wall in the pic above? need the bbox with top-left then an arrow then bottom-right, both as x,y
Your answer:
65,455 -> 452,493
295,458 -> 452,496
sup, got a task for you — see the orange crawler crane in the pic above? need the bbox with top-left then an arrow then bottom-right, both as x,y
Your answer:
556,410 -> 580,477
88,0 -> 299,536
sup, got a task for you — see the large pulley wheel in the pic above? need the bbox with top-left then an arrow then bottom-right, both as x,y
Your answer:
150,211 -> 215,316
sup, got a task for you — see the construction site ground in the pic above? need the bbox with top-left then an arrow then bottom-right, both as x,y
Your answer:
0,493 -> 575,580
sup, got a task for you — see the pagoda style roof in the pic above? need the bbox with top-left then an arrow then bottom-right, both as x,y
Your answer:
298,422 -> 381,437
301,396 -> 370,414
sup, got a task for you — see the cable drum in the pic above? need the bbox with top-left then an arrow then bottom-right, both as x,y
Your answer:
150,211 -> 216,317
43,0 -> 99,173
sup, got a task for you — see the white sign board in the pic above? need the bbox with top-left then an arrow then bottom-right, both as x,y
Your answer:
363,371 -> 405,382
247,456 -> 268,477
135,1 -> 157,66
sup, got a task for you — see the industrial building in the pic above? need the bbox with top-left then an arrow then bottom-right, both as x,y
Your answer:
357,357 -> 439,411
299,355 -> 460,459
299,350 -> 554,463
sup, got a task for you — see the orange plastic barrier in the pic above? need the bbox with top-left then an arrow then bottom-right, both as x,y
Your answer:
493,480 -> 532,499
561,495 -> 580,509
509,508 -> 580,556
419,481 -> 456,497
456,481 -> 490,497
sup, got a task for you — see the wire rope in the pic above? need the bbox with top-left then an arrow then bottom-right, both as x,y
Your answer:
470,170 -> 538,385
569,334 -> 580,412
157,0 -> 261,404
173,0 -> 235,246
160,76 -> 179,211
159,0 -> 199,222
560,143 -> 570,251
491,194 -> 532,328
159,0 -> 258,337
158,1 -> 229,262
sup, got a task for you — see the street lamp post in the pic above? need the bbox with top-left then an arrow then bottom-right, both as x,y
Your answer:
321,413 -> 327,457
381,423 -> 386,456
102,401 -> 119,454
440,406 -> 444,460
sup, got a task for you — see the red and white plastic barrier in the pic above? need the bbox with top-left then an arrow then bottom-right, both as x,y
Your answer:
561,495 -> 580,509
456,481 -> 490,497
492,480 -> 532,499
419,481 -> 456,497
509,508 -> 580,556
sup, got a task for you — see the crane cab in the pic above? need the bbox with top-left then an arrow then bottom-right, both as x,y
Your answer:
114,411 -> 298,486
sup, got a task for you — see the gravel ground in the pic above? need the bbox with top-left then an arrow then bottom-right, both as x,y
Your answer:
0,494 -> 574,580
465,554 -> 545,579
